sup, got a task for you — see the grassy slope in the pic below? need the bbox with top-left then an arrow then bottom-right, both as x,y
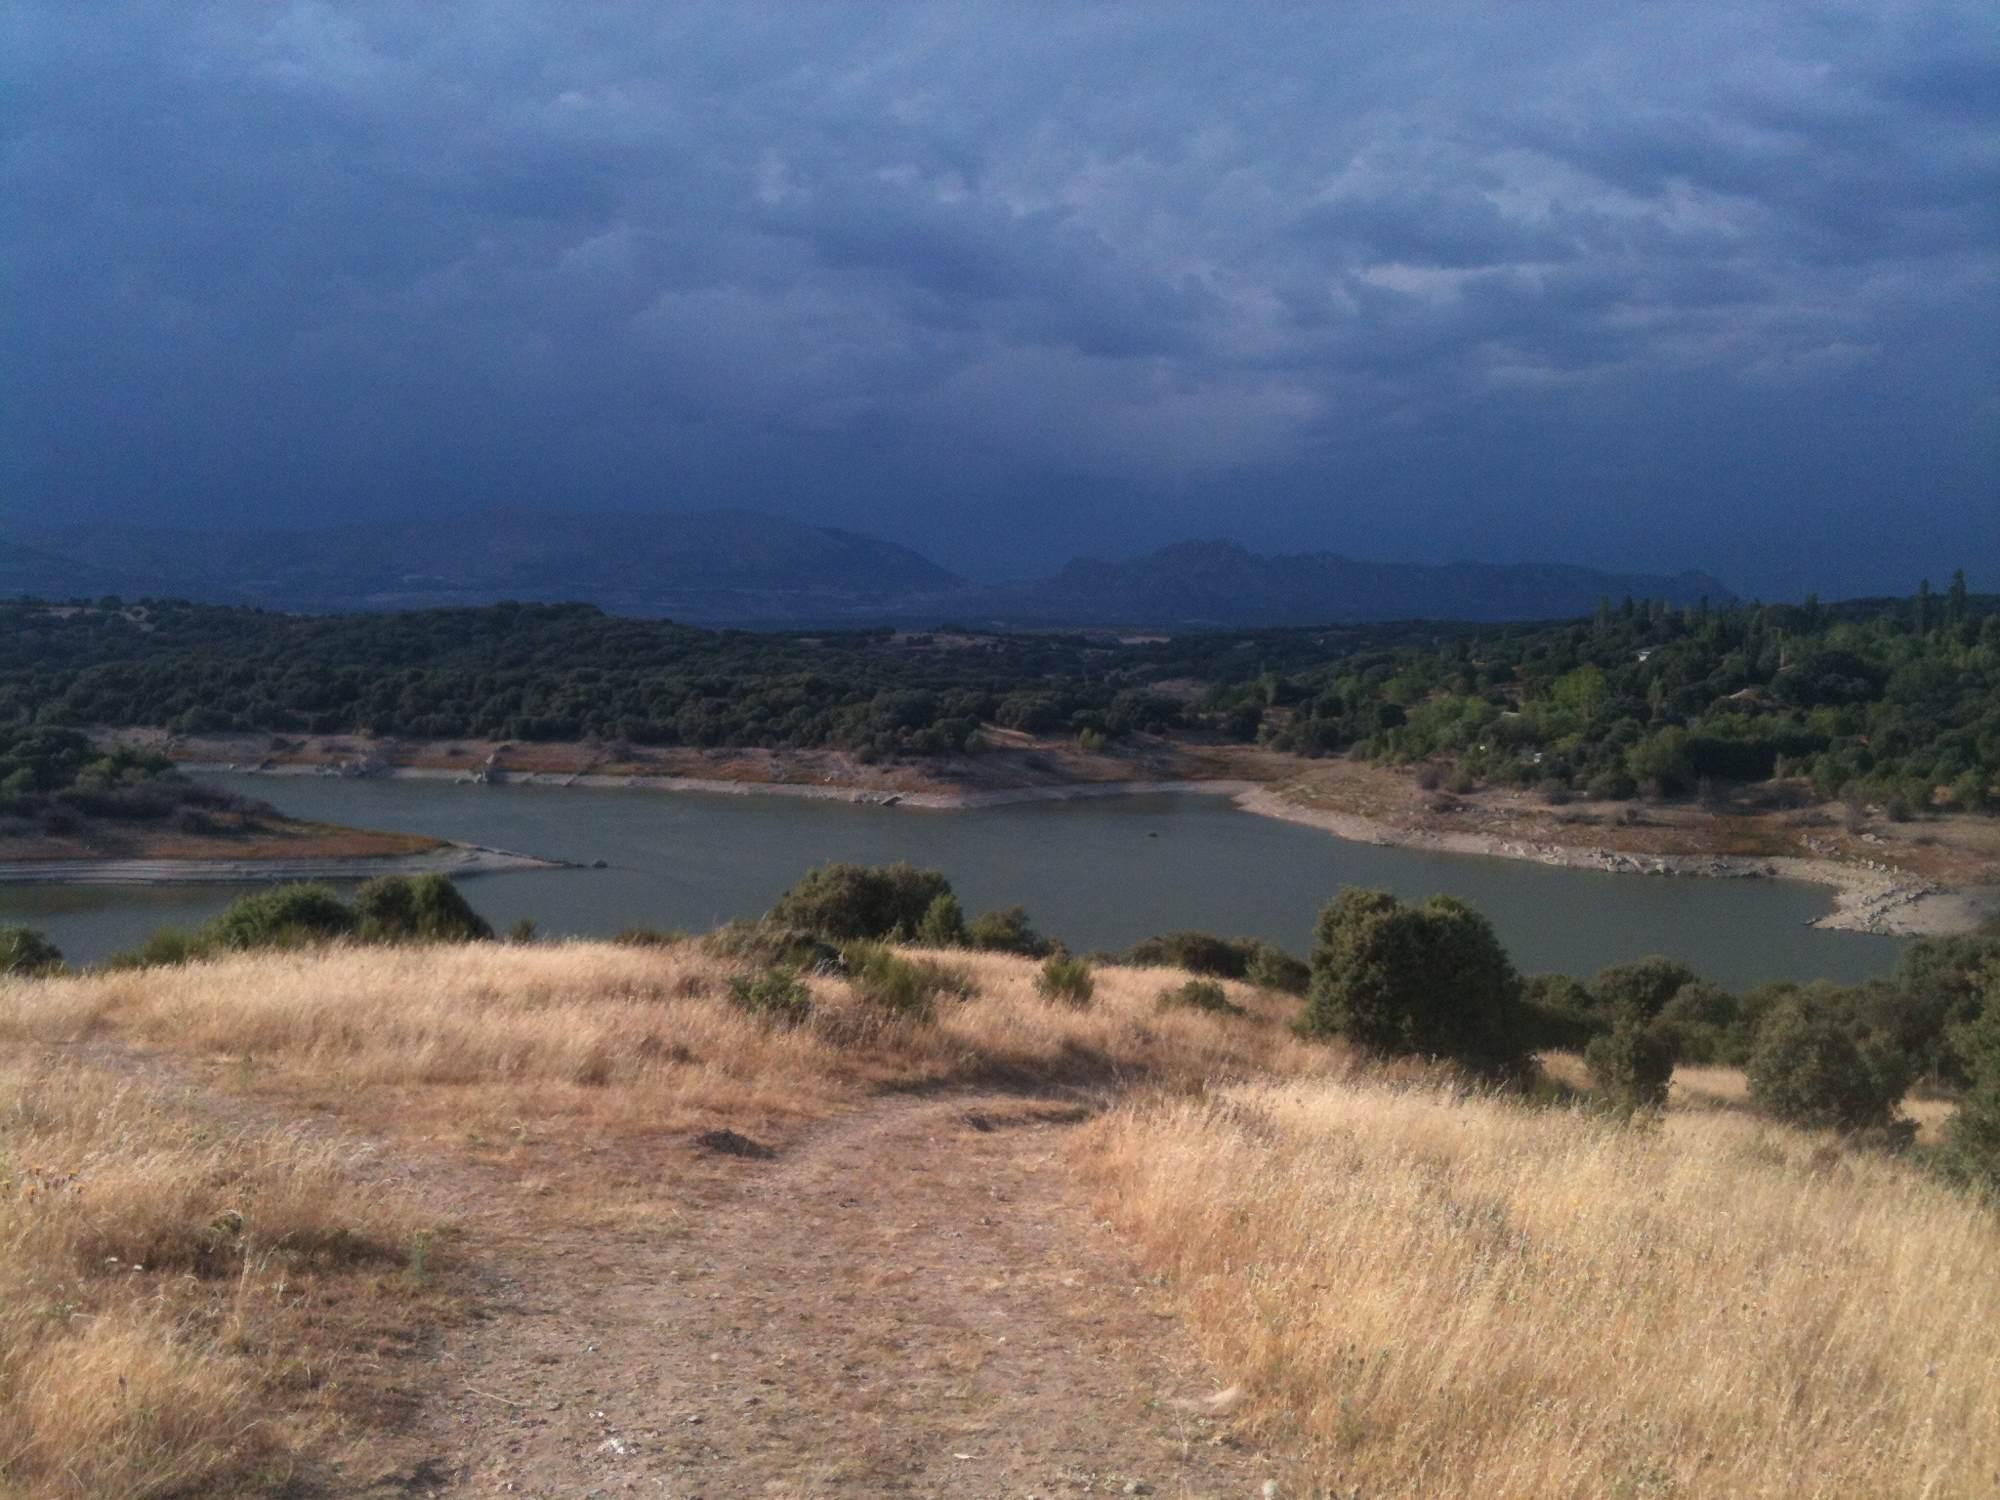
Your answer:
2,943 -> 1995,1496
1083,1080 -> 1997,1498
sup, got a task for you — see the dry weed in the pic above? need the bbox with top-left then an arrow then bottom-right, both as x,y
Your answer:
1080,1076 -> 2000,1499
0,1058 -> 423,1499
1,942 -> 1337,1140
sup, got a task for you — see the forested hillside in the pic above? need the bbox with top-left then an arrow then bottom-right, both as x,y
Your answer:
3,576 -> 1995,810
1246,576 -> 2000,813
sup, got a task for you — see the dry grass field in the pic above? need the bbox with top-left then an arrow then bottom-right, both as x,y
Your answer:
1,942 -> 1329,1147
1081,1080 -> 2000,1498
0,1056 -> 435,1498
3,940 -> 1996,1496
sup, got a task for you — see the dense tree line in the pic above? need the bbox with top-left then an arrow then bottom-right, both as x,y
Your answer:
0,597 -> 1452,757
1253,575 -> 2000,812
4,578 -> 1995,810
0,723 -> 269,838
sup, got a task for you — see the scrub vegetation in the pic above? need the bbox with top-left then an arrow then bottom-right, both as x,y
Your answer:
0,724 -> 284,844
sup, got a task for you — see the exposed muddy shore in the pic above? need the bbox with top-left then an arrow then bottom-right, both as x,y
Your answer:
0,840 -> 564,886
176,760 -> 1997,937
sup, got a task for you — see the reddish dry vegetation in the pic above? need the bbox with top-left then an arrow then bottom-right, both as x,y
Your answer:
0,812 -> 437,864
3,942 -> 1996,1497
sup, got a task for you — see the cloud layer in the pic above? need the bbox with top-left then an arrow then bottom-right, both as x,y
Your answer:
4,2 -> 1996,595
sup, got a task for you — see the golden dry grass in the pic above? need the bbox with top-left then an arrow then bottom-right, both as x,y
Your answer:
0,1056 -> 427,1499
0,941 -> 1335,1142
0,941 -> 1336,1492
6,941 -> 1996,1496
1080,1077 -> 2000,1499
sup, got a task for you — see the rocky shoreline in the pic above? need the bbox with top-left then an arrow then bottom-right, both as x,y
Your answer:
1232,789 -> 1997,939
177,760 -> 2000,938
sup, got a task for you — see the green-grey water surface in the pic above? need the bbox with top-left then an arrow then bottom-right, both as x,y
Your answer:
0,774 -> 1904,987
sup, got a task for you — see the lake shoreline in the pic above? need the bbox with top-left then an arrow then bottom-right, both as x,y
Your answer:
179,761 -> 1996,938
1231,788 -> 1997,940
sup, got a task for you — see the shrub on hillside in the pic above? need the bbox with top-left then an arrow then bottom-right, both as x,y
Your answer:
0,924 -> 63,977
768,862 -> 953,941
1584,768 -> 1637,801
1243,942 -> 1310,996
203,884 -> 357,952
1515,973 -> 1603,1050
702,920 -> 841,973
1157,978 -> 1243,1016
1746,1001 -> 1911,1133
1940,969 -> 2000,1192
353,874 -> 494,943
725,967 -> 814,1028
1036,953 -> 1095,1007
104,927 -> 201,970
1590,956 -> 1700,1021
1584,1014 -> 1674,1114
1123,930 -> 1255,977
842,942 -> 949,1021
966,905 -> 1052,957
1648,979 -> 1745,1065
103,879 -> 497,968
1305,888 -> 1526,1077
913,892 -> 968,947
1877,930 -> 2000,1084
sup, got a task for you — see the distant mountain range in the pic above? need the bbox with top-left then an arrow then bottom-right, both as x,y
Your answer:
966,540 -> 1733,627
3,511 -> 1733,628
6,511 -> 961,621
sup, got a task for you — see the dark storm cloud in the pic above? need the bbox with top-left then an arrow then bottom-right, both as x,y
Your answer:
2,1 -> 1995,595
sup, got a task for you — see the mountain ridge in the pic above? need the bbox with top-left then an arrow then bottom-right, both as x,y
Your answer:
982,538 -> 1732,626
3,511 -> 1734,626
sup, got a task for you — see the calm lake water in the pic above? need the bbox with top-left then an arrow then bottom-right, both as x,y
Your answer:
2,775 -> 1905,987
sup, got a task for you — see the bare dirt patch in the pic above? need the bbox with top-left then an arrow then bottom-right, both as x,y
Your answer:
352,1092 -> 1275,1498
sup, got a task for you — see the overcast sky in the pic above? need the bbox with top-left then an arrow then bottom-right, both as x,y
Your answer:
4,3 -> 1996,596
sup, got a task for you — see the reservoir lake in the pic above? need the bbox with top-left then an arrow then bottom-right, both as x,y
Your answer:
4,774 -> 1907,986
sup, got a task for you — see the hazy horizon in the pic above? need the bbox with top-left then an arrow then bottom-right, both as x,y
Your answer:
5,4 -> 1995,599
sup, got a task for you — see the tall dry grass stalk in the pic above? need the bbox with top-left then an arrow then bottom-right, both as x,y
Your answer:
0,942 -> 1337,1137
8,941 -> 1994,1495
1080,1078 -> 2000,1499
0,1058 -> 421,1499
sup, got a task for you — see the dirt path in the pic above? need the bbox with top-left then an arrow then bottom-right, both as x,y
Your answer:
345,1093 -> 1271,1499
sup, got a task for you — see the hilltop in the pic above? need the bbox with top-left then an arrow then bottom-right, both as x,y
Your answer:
3,891 -> 1997,1496
5,510 -> 963,624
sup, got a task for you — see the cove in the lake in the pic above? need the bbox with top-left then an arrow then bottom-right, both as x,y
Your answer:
2,774 -> 1905,988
